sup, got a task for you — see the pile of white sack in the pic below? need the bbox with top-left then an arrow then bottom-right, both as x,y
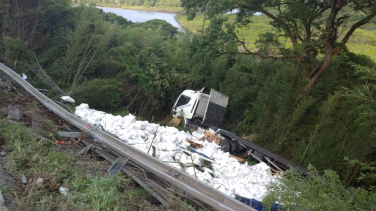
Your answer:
75,104 -> 277,201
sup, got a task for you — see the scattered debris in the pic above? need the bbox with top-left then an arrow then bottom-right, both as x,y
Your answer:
7,105 -> 20,121
186,139 -> 203,148
167,117 -> 181,127
0,151 -> 7,157
75,103 -> 278,201
59,187 -> 69,196
229,154 -> 245,162
58,131 -> 89,138
21,174 -> 27,185
107,157 -> 129,176
36,178 -> 44,185
79,144 -> 94,156
203,131 -> 221,145
179,147 -> 214,163
61,96 -> 75,103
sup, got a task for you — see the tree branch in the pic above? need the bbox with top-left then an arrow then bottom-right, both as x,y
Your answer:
215,36 -> 297,60
336,11 -> 376,54
215,51 -> 296,60
246,0 -> 298,46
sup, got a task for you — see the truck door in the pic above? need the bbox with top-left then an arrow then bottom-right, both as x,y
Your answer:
203,89 -> 229,127
173,94 -> 194,119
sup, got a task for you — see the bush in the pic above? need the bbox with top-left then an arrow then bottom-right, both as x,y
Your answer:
263,166 -> 376,211
72,79 -> 122,111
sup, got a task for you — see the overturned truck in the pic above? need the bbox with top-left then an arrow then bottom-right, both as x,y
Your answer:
172,88 -> 307,175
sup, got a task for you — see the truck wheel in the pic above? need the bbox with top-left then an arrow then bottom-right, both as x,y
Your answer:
220,139 -> 231,152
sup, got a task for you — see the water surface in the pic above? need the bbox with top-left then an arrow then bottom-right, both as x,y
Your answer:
98,7 -> 181,29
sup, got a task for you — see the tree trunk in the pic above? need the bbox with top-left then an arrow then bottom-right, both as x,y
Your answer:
304,50 -> 333,94
200,4 -> 208,36
304,4 -> 339,94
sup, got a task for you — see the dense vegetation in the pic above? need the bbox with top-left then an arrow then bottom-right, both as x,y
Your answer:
0,0 -> 376,209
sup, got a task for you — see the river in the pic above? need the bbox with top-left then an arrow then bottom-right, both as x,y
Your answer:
98,7 -> 181,29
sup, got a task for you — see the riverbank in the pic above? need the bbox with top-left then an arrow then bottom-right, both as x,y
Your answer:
98,6 -> 182,29
94,4 -> 182,13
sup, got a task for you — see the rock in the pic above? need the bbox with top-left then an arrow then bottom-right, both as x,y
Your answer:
0,189 -> 9,211
7,105 -> 20,121
0,152 -> 6,157
31,115 -> 44,132
36,178 -> 44,185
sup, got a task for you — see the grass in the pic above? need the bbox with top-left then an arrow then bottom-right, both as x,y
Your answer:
0,185 -> 11,198
117,5 -> 182,13
0,118 -> 164,210
175,13 -> 376,61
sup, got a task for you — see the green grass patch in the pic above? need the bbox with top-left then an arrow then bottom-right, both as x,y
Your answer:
176,13 -> 376,60
0,118 -> 162,210
118,5 -> 183,13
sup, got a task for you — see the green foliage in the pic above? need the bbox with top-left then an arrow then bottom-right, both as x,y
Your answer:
134,19 -> 178,37
263,166 -> 376,210
73,79 -> 122,111
346,157 -> 376,190
180,0 -> 209,20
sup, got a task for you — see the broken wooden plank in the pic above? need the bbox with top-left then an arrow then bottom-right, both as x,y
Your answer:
167,117 -> 181,127
229,154 -> 245,162
186,139 -> 203,148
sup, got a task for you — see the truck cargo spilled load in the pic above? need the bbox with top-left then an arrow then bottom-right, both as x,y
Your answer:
75,104 -> 279,201
172,88 -> 308,175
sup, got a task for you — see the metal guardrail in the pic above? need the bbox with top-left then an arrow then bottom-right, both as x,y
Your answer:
0,62 -> 254,211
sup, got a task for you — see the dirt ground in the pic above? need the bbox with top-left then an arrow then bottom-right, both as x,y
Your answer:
0,73 -> 76,210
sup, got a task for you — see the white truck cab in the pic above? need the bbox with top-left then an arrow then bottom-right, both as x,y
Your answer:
172,88 -> 229,127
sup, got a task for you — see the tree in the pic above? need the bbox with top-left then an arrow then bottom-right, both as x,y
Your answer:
181,0 -> 210,35
183,0 -> 376,92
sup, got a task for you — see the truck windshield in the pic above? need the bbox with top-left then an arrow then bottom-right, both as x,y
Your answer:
176,95 -> 191,107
